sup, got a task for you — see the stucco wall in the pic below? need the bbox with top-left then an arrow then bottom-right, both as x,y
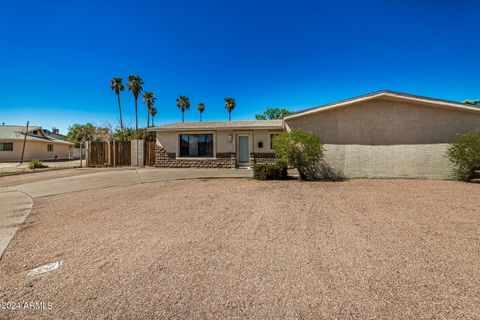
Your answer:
323,144 -> 453,179
285,98 -> 480,179
0,140 -> 71,161
155,129 -> 282,155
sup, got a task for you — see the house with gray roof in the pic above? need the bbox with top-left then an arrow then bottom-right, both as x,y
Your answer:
0,125 -> 73,162
147,90 -> 480,178
148,120 -> 283,168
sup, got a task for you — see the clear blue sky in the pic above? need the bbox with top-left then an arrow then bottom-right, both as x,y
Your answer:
1,0 -> 479,134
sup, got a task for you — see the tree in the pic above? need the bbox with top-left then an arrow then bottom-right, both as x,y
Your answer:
126,75 -> 144,132
142,91 -> 156,127
66,123 -> 97,147
176,95 -> 190,122
224,97 -> 236,121
113,127 -> 146,141
197,102 -> 205,122
110,77 -> 124,132
150,106 -> 157,126
464,100 -> 480,106
273,129 -> 325,180
447,132 -> 480,181
255,107 -> 290,120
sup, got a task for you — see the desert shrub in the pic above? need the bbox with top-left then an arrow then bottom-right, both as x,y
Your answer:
273,129 -> 325,180
253,161 -> 288,180
447,132 -> 480,181
28,160 -> 48,170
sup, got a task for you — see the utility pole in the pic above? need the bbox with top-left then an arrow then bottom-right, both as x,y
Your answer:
20,121 -> 29,164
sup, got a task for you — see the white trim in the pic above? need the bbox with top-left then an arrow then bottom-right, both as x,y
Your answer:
283,92 -> 480,120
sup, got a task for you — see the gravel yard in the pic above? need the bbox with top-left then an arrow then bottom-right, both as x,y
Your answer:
1,178 -> 479,319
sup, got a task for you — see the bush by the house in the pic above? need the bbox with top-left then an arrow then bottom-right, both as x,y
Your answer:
253,161 -> 288,180
273,129 -> 325,180
447,132 -> 480,181
28,160 -> 48,170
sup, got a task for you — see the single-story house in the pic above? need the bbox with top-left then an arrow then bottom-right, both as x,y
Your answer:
148,90 -> 480,178
0,125 -> 73,162
149,120 -> 283,168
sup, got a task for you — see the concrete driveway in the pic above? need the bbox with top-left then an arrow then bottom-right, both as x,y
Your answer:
0,168 -> 252,258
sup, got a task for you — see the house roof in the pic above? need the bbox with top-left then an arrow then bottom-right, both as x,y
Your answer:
0,125 -> 73,145
284,90 -> 480,120
148,120 -> 283,132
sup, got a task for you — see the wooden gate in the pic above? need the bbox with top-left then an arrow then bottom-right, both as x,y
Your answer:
144,141 -> 156,166
86,141 -> 131,167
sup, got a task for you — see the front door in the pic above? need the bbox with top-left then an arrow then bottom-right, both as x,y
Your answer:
237,135 -> 250,166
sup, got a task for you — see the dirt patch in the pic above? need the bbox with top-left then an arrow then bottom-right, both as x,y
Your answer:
1,179 -> 479,319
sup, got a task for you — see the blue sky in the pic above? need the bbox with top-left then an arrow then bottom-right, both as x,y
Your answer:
1,0 -> 479,134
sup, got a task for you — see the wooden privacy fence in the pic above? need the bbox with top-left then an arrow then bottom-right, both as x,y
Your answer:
86,141 -> 131,167
144,141 -> 156,166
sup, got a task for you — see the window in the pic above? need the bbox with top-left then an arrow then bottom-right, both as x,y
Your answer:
179,134 -> 213,157
0,142 -> 13,151
270,134 -> 280,149
47,144 -> 53,152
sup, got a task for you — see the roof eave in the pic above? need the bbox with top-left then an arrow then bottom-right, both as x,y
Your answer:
149,126 -> 284,132
283,91 -> 480,120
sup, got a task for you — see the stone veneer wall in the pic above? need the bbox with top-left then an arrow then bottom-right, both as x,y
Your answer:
155,144 -> 236,168
251,153 -> 278,164
155,145 -> 279,168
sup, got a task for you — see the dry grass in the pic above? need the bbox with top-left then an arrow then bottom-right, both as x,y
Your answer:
1,178 -> 479,319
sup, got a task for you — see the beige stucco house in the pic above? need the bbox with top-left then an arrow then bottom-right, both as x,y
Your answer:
148,90 -> 480,178
149,120 -> 283,168
0,125 -> 73,162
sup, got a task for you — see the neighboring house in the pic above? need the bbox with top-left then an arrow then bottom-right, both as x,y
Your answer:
149,90 -> 480,178
43,127 -> 68,141
148,120 -> 283,168
0,125 -> 73,162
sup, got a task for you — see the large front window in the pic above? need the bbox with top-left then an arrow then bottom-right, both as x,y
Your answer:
179,134 -> 213,157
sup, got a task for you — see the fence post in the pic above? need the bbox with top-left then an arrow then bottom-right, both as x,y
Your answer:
84,141 -> 89,167
131,139 -> 144,167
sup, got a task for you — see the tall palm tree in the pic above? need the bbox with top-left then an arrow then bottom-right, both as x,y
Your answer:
150,106 -> 157,126
142,91 -> 156,127
176,95 -> 190,122
197,102 -> 205,122
126,75 -> 144,132
110,77 -> 124,132
224,97 -> 236,121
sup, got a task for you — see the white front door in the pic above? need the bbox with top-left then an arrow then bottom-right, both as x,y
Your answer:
237,135 -> 250,166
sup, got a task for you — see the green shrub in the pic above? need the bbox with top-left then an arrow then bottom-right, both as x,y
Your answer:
447,132 -> 480,181
273,129 -> 325,180
253,161 -> 288,180
28,160 -> 48,170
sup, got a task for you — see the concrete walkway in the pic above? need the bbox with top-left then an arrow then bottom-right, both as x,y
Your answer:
0,168 -> 252,259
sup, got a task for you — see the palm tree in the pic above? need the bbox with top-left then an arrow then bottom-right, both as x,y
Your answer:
197,102 -> 205,122
142,91 -> 156,127
110,77 -> 124,132
150,106 -> 157,126
176,95 -> 190,122
126,75 -> 144,132
224,97 -> 236,121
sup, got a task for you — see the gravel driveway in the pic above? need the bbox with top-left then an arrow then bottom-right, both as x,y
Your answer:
1,179 -> 479,319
